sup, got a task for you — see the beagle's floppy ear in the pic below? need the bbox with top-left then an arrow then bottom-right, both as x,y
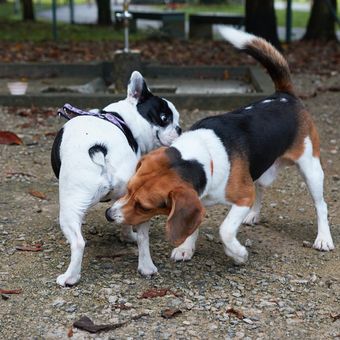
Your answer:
127,71 -> 153,103
166,187 -> 205,246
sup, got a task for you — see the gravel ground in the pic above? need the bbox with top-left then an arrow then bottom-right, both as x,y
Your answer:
0,72 -> 339,339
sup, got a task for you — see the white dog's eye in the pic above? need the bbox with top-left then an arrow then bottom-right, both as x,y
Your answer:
160,114 -> 168,122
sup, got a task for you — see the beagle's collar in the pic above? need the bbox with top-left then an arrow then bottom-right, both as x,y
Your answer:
58,103 -> 139,153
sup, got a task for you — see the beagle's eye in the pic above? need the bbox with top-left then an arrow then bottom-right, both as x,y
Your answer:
158,201 -> 167,209
135,201 -> 151,212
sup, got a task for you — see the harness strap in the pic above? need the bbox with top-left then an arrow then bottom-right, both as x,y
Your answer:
58,103 -> 138,153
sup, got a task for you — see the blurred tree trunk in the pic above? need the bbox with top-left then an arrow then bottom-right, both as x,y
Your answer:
303,0 -> 338,41
95,0 -> 112,26
21,0 -> 35,21
245,0 -> 281,49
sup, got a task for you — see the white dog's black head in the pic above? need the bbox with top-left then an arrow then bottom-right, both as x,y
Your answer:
124,71 -> 181,148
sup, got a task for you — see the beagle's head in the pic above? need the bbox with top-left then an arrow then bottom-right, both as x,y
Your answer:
106,147 -> 205,246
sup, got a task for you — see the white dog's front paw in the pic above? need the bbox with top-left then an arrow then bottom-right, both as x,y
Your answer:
224,244 -> 248,265
171,246 -> 195,261
56,273 -> 80,287
138,263 -> 158,277
313,234 -> 334,251
243,211 -> 260,225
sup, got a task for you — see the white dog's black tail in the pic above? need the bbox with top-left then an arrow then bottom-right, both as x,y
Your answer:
219,27 -> 294,95
89,144 -> 107,167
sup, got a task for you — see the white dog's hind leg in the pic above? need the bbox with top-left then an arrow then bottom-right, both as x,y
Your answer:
171,229 -> 199,261
136,222 -> 158,276
220,205 -> 250,264
57,200 -> 86,286
296,138 -> 334,251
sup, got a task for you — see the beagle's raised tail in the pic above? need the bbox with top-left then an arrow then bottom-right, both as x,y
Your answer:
219,27 -> 294,95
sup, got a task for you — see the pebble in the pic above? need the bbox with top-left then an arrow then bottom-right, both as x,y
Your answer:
243,318 -> 253,325
245,239 -> 253,247
52,298 -> 65,308
64,305 -> 77,313
108,295 -> 118,304
88,226 -> 98,235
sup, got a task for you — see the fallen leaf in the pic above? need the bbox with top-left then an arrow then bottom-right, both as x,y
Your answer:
161,308 -> 182,319
139,288 -> 181,299
16,244 -> 43,252
0,288 -> 22,294
73,313 -> 149,334
330,313 -> 340,322
67,327 -> 73,338
29,189 -> 47,200
226,307 -> 245,320
0,131 -> 23,145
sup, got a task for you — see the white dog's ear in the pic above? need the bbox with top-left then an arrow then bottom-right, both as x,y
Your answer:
127,71 -> 153,102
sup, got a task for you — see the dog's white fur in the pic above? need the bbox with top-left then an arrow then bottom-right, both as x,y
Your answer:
55,71 -> 180,286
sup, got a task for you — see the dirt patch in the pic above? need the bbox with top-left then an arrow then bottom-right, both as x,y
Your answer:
0,73 -> 339,339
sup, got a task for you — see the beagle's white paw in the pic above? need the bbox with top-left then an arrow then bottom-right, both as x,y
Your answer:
224,243 -> 248,265
171,246 -> 195,262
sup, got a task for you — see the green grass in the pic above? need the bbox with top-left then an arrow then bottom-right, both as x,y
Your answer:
0,1 -> 339,42
0,2 -> 146,42
0,18 -> 147,42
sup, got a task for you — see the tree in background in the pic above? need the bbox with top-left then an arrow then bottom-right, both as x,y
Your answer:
245,0 -> 281,49
21,0 -> 35,21
303,0 -> 338,41
96,0 -> 112,25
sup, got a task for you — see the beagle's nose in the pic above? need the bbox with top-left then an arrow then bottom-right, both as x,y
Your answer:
175,126 -> 182,135
105,208 -> 114,222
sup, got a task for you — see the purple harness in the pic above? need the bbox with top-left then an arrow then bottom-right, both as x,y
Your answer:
57,103 -> 138,153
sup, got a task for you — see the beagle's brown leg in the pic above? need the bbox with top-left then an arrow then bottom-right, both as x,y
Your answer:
223,157 -> 255,264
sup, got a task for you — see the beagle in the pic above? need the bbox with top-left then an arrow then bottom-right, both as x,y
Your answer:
51,71 -> 181,286
106,28 -> 334,275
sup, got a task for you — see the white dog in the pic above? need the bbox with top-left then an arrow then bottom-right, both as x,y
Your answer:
51,71 -> 181,286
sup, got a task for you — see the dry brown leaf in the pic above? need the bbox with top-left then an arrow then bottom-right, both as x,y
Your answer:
29,189 -> 47,200
67,327 -> 73,337
226,307 -> 245,320
139,288 -> 181,299
0,288 -> 22,294
161,308 -> 182,319
0,131 -> 23,145
16,244 -> 43,252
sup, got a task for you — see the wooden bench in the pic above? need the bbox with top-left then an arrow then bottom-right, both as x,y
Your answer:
114,10 -> 185,39
189,13 -> 245,39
